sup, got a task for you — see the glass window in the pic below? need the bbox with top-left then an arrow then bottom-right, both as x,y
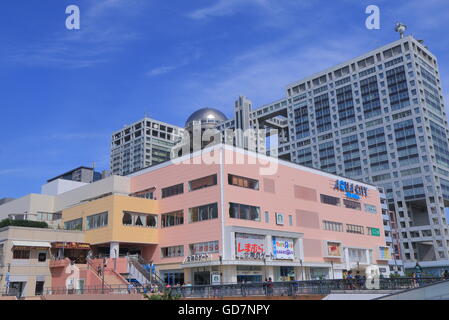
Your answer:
122,211 -> 157,228
343,199 -> 362,210
189,175 -> 217,191
229,203 -> 260,221
64,218 -> 83,231
13,250 -> 30,260
35,281 -> 45,296
162,183 -> 184,199
189,203 -> 218,223
323,220 -> 343,232
189,241 -> 219,255
228,174 -> 259,190
161,245 -> 184,258
320,194 -> 340,206
161,210 -> 184,228
346,224 -> 364,234
86,212 -> 108,230
38,252 -> 47,262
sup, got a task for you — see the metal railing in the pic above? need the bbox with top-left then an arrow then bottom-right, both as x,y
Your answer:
14,277 -> 443,298
164,277 -> 447,299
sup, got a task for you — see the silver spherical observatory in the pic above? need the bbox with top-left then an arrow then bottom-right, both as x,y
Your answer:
395,22 -> 407,39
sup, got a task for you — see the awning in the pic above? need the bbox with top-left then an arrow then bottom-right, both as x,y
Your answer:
12,241 -> 51,249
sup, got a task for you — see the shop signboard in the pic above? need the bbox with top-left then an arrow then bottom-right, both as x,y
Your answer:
334,180 -> 368,200
327,242 -> 342,257
272,237 -> 294,260
52,242 -> 91,250
378,247 -> 391,260
235,233 -> 265,259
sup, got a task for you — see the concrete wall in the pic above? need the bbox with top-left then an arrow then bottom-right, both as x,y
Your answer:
41,179 -> 88,196
53,176 -> 130,212
0,194 -> 55,220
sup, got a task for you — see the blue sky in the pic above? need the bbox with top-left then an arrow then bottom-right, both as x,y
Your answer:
1,0 -> 449,198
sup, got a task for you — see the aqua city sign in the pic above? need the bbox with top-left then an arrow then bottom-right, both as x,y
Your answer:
334,180 -> 368,200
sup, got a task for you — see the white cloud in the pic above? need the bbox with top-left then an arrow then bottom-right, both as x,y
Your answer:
188,0 -> 269,20
174,31 -> 371,114
10,0 -> 148,68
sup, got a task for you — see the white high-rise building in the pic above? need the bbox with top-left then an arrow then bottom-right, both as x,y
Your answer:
110,118 -> 184,176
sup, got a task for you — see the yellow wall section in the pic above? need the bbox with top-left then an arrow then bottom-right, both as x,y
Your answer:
62,195 -> 160,245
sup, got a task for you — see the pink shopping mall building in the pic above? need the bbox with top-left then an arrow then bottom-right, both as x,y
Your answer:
125,144 -> 390,285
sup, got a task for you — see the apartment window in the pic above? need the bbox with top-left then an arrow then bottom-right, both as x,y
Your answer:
229,203 -> 260,221
265,211 -> 269,223
189,203 -> 218,223
190,241 -> 219,255
38,252 -> 47,262
323,220 -> 343,232
122,211 -> 157,228
346,224 -> 364,234
228,174 -> 259,190
162,183 -> 184,199
13,250 -> 30,260
86,212 -> 108,230
64,218 -> 83,231
189,174 -> 217,191
161,210 -> 184,228
343,199 -> 362,210
320,194 -> 340,206
289,215 -> 293,226
161,245 -> 184,258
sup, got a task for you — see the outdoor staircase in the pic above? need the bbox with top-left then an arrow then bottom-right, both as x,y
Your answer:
128,256 -> 164,289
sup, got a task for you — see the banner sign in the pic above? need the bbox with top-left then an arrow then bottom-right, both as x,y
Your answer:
235,233 -> 265,259
272,237 -> 294,260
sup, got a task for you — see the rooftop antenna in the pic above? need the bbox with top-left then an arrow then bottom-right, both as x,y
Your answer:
395,22 -> 407,39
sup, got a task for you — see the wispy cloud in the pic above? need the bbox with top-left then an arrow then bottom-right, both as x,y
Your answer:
10,0 -> 148,69
174,30 -> 371,113
0,169 -> 24,176
188,0 -> 267,19
43,133 -> 110,141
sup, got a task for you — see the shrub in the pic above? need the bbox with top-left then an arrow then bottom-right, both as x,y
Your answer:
0,218 -> 49,229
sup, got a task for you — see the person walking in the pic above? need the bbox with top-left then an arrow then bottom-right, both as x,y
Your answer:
346,271 -> 355,290
355,271 -> 362,289
267,277 -> 273,296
